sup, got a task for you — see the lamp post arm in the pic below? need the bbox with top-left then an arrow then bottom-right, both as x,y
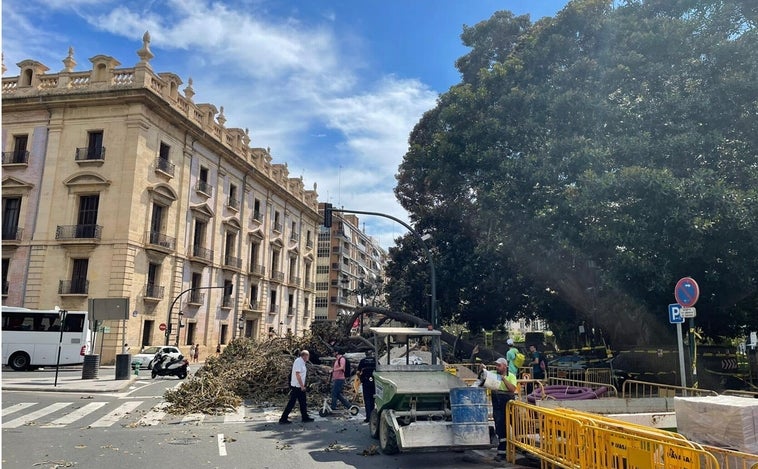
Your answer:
328,208 -> 437,328
165,285 -> 229,346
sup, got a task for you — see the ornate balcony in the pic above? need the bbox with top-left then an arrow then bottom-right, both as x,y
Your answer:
271,271 -> 285,283
195,180 -> 212,197
56,224 -> 102,240
144,283 -> 165,299
224,255 -> 242,269
249,264 -> 265,276
190,245 -> 213,263
188,292 -> 205,305
2,150 -> 29,165
145,231 -> 175,250
59,279 -> 88,295
155,157 -> 175,177
75,147 -> 105,161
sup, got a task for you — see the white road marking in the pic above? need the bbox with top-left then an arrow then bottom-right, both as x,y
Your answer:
217,433 -> 227,456
137,402 -> 170,426
42,402 -> 108,428
89,401 -> 142,427
2,402 -> 36,417
3,402 -> 71,428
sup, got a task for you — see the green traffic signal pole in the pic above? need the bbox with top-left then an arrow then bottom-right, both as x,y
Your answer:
326,206 -> 437,328
165,285 -> 230,346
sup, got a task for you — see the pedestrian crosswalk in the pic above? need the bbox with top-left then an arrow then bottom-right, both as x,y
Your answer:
1,400 -> 285,430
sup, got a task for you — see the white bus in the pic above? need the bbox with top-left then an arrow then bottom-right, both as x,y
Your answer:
2,306 -> 92,371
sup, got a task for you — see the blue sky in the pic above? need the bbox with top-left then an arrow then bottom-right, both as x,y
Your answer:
2,0 -> 568,249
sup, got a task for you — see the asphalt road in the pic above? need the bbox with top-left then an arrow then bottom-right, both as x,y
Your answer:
1,367 -> 533,468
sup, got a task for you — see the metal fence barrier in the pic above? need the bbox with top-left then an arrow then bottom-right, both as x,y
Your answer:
622,379 -> 718,398
506,400 -> 722,469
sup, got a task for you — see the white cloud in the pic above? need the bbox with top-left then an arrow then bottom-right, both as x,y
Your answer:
2,0 -> 440,250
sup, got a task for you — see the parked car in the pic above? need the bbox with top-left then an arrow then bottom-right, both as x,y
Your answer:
133,346 -> 182,369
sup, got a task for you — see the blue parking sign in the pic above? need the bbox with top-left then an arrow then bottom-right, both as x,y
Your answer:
668,303 -> 684,324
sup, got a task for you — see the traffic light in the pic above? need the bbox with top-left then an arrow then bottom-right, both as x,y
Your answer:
323,203 -> 333,228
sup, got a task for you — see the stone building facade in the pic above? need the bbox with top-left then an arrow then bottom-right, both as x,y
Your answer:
1,34 -> 320,363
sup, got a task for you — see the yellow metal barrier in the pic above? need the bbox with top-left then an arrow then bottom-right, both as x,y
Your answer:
622,379 -> 718,398
702,444 -> 758,469
506,400 -> 588,468
506,401 -> 722,469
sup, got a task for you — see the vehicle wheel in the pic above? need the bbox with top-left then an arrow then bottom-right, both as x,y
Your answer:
379,413 -> 399,455
369,409 -> 380,439
318,408 -> 328,417
147,360 -> 154,370
349,405 -> 360,416
177,370 -> 187,379
9,352 -> 30,371
151,370 -> 157,379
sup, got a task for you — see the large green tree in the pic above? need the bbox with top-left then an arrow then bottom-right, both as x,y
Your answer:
393,0 -> 758,347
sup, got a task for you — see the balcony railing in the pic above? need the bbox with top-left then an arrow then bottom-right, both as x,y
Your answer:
306,239 -> 313,249
290,231 -> 299,242
249,264 -> 265,276
287,306 -> 295,316
191,245 -> 213,261
2,227 -> 22,241
244,300 -> 260,311
75,147 -> 106,161
195,180 -> 212,196
303,309 -> 310,317
272,271 -> 285,283
188,292 -> 205,304
155,157 -> 175,176
145,231 -> 175,250
272,222 -> 282,233
221,295 -> 233,309
289,276 -> 301,286
144,283 -> 165,299
268,304 -> 279,314
224,255 -> 242,269
305,281 -> 315,291
226,197 -> 239,210
2,150 -> 29,164
56,224 -> 102,240
59,279 -> 89,295
252,210 -> 262,222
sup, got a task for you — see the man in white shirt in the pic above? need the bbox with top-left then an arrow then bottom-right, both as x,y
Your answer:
279,350 -> 315,424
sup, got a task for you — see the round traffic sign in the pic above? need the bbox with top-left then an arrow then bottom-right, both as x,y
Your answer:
674,277 -> 699,307
159,323 -> 167,331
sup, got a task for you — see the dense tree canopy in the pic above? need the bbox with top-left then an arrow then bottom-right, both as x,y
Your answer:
390,0 -> 758,347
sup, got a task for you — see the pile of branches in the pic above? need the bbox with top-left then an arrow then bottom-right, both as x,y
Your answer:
164,336 -> 334,415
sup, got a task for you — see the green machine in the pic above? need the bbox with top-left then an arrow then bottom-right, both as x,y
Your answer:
367,327 -> 493,454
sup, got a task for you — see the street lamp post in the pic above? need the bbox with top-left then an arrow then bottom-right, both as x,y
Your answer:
324,205 -> 437,327
165,285 -> 230,346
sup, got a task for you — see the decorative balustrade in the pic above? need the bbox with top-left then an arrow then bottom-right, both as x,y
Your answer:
56,224 -> 102,240
2,151 -> 29,164
145,231 -> 175,250
59,279 -> 89,295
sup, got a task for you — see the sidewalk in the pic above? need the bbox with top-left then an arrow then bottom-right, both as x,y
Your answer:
1,366 -> 138,393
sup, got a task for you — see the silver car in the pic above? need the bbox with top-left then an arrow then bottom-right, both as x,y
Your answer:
133,346 -> 182,369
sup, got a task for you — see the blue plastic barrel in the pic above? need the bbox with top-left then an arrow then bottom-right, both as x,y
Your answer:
450,387 -> 489,445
